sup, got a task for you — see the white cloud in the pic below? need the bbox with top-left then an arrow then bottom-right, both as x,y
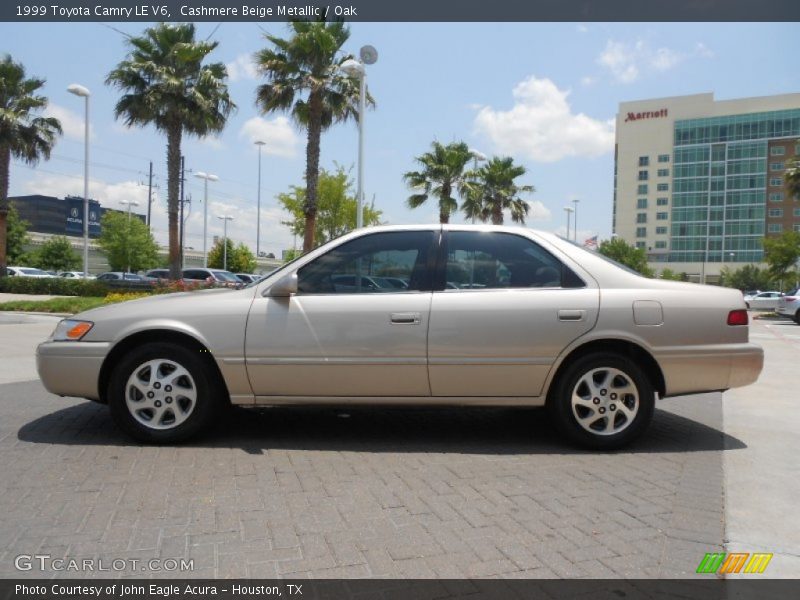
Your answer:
597,40 -> 645,83
226,53 -> 258,82
596,39 -> 713,83
45,103 -> 94,141
580,76 -> 596,87
472,76 -> 615,163
239,116 -> 300,158
526,200 -> 551,221
576,24 -> 589,33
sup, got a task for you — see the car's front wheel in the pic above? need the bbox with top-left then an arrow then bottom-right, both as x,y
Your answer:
108,342 -> 225,443
548,353 -> 655,450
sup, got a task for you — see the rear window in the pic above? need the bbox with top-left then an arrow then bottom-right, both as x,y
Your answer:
212,271 -> 240,282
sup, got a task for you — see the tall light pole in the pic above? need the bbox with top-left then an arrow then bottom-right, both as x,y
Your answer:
67,84 -> 90,277
564,206 -> 574,240
194,172 -> 218,267
119,200 -> 140,273
468,148 -> 487,224
254,140 -> 265,259
340,45 -> 378,230
217,215 -> 234,270
571,198 -> 580,242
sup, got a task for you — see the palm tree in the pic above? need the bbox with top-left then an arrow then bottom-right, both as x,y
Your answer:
106,23 -> 235,279
254,20 -> 370,253
0,55 -> 61,276
403,141 -> 473,224
463,156 -> 534,225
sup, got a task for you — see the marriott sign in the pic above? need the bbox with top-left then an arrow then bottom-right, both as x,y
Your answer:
625,108 -> 668,123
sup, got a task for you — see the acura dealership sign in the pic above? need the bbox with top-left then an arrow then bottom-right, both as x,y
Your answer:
65,197 -> 101,237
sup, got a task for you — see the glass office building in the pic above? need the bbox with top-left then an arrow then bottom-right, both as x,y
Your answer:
614,93 -> 800,279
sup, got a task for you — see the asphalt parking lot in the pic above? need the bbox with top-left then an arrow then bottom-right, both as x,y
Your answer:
0,312 -> 796,579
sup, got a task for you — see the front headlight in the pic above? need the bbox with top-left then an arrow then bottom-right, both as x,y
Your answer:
51,319 -> 94,341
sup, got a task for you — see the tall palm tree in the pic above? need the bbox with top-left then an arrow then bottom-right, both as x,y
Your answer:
403,141 -> 473,224
106,23 -> 235,279
463,156 -> 534,225
0,55 -> 61,276
254,20 -> 370,253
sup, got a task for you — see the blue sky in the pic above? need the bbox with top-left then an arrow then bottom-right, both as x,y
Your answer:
4,21 -> 798,256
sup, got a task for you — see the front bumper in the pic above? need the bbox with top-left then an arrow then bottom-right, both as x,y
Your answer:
655,342 -> 763,397
36,341 -> 111,400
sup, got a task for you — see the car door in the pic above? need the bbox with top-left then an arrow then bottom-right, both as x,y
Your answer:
245,229 -> 438,398
427,230 -> 599,398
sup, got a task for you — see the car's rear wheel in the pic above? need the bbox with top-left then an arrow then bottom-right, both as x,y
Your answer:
548,352 -> 655,450
794,309 -> 800,325
108,342 -> 224,443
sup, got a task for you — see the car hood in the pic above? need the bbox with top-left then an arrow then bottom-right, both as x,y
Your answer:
71,287 -> 257,344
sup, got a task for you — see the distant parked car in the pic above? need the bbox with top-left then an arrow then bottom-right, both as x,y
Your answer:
145,269 -> 170,280
59,271 -> 96,280
743,291 -> 783,310
234,273 -> 258,284
777,289 -> 800,324
6,266 -> 54,278
181,268 -> 242,288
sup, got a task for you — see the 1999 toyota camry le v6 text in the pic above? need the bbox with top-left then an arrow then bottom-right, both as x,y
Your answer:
36,225 -> 764,449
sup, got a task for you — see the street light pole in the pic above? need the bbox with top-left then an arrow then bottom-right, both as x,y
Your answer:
572,198 -> 580,242
564,206 -> 574,240
217,215 -> 234,270
468,148 -> 487,224
195,172 -> 218,268
254,141 -> 265,259
67,84 -> 90,277
341,46 -> 377,230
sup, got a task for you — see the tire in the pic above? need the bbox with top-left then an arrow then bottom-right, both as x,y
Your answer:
794,310 -> 800,325
108,342 -> 225,443
547,352 -> 655,450
745,302 -> 750,309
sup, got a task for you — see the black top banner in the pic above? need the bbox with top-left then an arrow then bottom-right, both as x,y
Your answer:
4,0 -> 800,22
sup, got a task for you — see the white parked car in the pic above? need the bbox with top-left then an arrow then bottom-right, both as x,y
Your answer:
743,291 -> 783,310
777,289 -> 800,324
59,271 -> 96,280
6,266 -> 54,278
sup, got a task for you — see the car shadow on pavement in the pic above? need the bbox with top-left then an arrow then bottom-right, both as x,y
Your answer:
17,400 -> 746,455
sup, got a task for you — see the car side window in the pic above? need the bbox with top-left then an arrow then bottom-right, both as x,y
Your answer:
298,231 -> 435,294
444,231 -> 582,290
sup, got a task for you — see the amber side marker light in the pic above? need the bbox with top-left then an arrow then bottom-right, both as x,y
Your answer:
727,310 -> 748,326
66,322 -> 93,339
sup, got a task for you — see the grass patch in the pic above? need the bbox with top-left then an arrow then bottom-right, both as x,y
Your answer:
0,296 -> 107,314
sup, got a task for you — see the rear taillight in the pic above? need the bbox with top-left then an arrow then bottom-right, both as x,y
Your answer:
784,296 -> 796,302
727,309 -> 748,326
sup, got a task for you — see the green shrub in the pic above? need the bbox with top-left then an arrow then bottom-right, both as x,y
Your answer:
0,276 -> 110,297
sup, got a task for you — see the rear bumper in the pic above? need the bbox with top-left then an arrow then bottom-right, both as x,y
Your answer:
655,343 -> 763,397
776,306 -> 797,317
36,341 -> 110,400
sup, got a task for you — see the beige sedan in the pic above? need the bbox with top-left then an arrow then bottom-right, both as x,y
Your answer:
36,225 -> 763,449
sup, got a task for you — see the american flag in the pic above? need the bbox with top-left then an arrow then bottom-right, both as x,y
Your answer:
584,235 -> 598,249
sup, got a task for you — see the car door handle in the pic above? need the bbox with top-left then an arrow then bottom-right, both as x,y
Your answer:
390,312 -> 421,325
558,309 -> 585,322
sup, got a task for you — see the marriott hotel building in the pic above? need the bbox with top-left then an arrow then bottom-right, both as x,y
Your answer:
613,92 -> 800,280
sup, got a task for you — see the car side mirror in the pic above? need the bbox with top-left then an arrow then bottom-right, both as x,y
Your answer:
265,273 -> 298,297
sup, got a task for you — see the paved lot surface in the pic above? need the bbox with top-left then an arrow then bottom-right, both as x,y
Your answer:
724,316 -> 800,577
1,313 -> 794,580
